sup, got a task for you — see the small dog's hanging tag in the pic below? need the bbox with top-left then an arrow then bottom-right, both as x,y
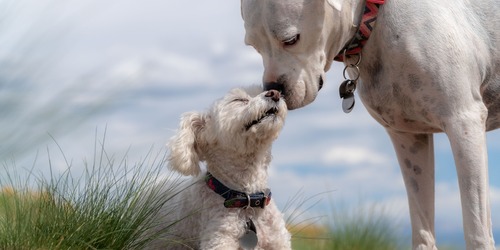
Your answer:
339,79 -> 356,113
239,219 -> 258,249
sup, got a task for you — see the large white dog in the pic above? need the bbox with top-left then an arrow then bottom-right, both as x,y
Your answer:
241,0 -> 500,249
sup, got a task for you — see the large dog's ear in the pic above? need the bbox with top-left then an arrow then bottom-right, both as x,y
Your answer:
167,112 -> 206,176
326,0 -> 343,11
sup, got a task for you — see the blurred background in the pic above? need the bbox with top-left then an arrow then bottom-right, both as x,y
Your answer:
1,0 -> 499,248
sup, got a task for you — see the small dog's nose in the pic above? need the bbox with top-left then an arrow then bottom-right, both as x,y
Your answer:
265,89 -> 281,102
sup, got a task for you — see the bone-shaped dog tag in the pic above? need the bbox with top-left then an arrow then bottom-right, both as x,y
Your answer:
339,80 -> 356,113
239,219 -> 258,249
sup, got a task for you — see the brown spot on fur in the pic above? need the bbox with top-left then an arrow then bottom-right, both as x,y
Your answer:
410,177 -> 419,193
413,165 -> 422,175
408,74 -> 422,92
404,159 -> 422,175
409,135 -> 427,154
404,158 -> 412,169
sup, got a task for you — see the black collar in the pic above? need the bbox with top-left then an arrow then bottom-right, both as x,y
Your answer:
205,172 -> 272,209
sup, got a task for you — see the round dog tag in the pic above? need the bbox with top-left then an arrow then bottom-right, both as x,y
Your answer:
239,219 -> 258,249
342,95 -> 355,113
240,229 -> 258,249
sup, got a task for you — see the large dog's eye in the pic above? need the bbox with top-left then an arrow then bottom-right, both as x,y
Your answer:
283,34 -> 300,46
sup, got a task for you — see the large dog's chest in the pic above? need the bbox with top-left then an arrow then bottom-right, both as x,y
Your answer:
352,0 -> 500,133
357,77 -> 444,133
356,62 -> 500,133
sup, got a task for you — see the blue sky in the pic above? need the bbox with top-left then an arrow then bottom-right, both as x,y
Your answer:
1,0 -> 500,247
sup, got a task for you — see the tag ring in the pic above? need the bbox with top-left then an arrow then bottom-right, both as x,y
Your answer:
244,193 -> 251,209
342,50 -> 362,65
343,64 -> 360,82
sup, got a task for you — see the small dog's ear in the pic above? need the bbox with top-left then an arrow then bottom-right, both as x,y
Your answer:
167,112 -> 206,176
326,0 -> 343,11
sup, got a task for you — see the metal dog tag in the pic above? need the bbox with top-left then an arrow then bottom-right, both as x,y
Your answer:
339,80 -> 354,98
239,219 -> 258,249
339,80 -> 357,113
342,95 -> 355,113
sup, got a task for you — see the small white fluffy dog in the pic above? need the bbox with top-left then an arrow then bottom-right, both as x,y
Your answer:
146,86 -> 291,250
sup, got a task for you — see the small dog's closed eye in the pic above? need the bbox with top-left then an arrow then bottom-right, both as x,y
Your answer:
141,85 -> 291,250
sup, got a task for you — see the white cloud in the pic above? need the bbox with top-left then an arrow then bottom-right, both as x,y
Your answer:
267,167 -> 409,231
322,145 -> 390,166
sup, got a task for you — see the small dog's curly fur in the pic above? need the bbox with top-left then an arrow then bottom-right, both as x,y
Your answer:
146,85 -> 291,250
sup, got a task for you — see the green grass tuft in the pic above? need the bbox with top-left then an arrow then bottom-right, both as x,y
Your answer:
0,143 -> 187,250
325,204 -> 404,250
286,193 -> 407,250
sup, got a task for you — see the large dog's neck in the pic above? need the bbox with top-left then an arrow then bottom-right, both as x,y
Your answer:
205,148 -> 272,194
324,0 -> 366,70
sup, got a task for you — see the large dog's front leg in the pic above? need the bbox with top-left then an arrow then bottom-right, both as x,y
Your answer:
444,112 -> 495,250
387,130 -> 437,250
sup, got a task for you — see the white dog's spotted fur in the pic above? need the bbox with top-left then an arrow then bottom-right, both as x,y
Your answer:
241,0 -> 500,249
146,86 -> 290,249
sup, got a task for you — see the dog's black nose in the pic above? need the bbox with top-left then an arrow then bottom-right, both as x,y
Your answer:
265,89 -> 281,102
263,82 -> 284,93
